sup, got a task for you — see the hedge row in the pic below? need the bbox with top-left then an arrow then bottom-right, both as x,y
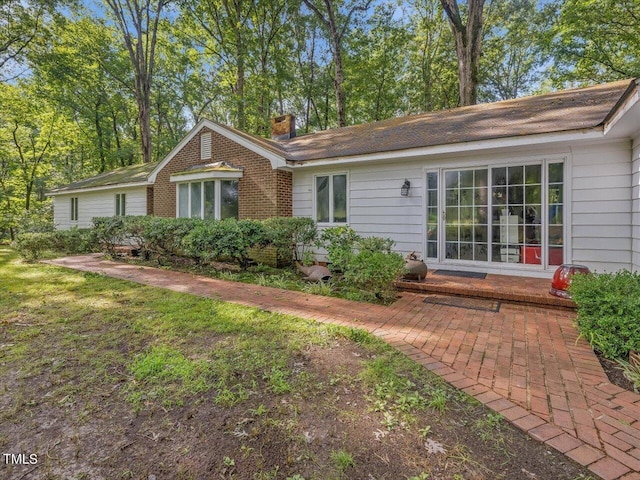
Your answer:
92,216 -> 317,269
11,229 -> 98,261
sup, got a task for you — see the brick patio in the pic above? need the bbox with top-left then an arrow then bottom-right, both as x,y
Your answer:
46,255 -> 640,480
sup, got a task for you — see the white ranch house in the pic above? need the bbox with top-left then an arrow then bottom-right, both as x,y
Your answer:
49,78 -> 640,277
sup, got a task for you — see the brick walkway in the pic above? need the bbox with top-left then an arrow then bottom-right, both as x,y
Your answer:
46,255 -> 640,480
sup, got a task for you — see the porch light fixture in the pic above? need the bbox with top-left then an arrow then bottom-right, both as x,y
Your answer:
401,179 -> 411,196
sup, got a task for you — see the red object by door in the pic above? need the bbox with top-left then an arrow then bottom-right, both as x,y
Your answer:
549,264 -> 590,299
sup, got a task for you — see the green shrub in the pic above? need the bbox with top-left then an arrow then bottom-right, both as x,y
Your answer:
571,270 -> 640,359
181,219 -> 269,269
319,226 -> 405,301
92,216 -> 127,257
51,228 -> 98,254
141,217 -> 202,259
263,217 -> 317,266
343,248 -> 405,301
12,232 -> 53,261
318,226 -> 360,274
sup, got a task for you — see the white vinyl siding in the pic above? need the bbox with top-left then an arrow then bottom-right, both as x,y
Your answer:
293,140 -> 636,276
632,134 -> 640,272
294,162 -> 424,255
570,140 -> 632,272
53,187 -> 147,229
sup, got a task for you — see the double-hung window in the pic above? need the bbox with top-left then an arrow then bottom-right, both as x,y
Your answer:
70,197 -> 79,222
177,180 -> 238,220
115,193 -> 126,216
315,173 -> 347,224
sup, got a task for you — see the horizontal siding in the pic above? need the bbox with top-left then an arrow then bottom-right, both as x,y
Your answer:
293,163 -> 424,256
53,187 -> 147,230
572,200 -> 630,214
571,141 -> 632,272
633,135 -> 640,271
292,139 -> 636,274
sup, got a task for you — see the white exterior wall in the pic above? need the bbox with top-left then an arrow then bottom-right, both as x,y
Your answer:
293,161 -> 425,256
53,186 -> 148,229
293,139 -> 636,276
632,135 -> 640,272
570,140 -> 632,273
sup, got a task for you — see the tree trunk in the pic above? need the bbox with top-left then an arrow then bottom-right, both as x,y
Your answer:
440,0 -> 485,106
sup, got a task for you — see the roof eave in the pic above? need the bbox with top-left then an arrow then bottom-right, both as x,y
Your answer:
603,78 -> 640,135
46,181 -> 151,196
289,128 -> 605,167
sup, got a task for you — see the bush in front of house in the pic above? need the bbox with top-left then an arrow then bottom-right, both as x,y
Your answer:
181,218 -> 269,269
319,226 -> 406,301
318,225 -> 361,274
570,270 -> 640,359
51,228 -> 99,254
92,216 -> 128,257
12,228 -> 98,261
138,217 -> 202,260
262,217 -> 317,266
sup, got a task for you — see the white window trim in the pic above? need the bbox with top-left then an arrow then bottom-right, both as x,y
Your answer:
423,156 -> 567,271
70,197 -> 79,222
175,179 -> 238,220
170,170 -> 242,183
313,172 -> 349,226
115,193 -> 126,216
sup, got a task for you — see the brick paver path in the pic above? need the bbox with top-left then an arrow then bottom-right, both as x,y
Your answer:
46,255 -> 640,480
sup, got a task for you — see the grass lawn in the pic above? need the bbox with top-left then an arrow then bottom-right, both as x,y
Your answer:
0,247 -> 593,480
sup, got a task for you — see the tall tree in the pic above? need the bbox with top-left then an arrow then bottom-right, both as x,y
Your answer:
547,0 -> 640,85
405,0 -> 458,112
302,0 -> 373,127
346,3 -> 409,123
0,0 -> 59,80
480,0 -> 546,101
103,0 -> 170,163
439,0 -> 485,106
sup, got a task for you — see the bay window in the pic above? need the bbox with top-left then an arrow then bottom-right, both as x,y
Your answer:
177,179 -> 238,220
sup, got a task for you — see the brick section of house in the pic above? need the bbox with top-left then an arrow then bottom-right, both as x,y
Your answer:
146,187 -> 154,215
153,127 -> 292,220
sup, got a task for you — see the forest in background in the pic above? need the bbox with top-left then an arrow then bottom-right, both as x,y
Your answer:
1,0 -> 639,236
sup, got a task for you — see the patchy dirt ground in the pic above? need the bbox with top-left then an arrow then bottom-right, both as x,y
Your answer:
1,338 -> 593,480
0,249 -> 595,480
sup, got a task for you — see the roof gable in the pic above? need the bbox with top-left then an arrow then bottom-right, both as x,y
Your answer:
147,119 -> 287,183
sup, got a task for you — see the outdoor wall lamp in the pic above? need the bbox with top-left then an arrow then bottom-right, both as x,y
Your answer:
401,179 -> 411,196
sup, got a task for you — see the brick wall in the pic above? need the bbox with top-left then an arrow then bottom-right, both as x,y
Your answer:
153,126 -> 292,220
146,186 -> 154,215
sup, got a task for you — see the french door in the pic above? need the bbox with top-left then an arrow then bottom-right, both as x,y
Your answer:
426,162 -> 564,268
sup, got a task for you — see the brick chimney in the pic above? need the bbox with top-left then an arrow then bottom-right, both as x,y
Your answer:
270,114 -> 296,140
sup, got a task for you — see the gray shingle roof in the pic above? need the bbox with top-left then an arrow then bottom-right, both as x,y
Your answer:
274,79 -> 634,162
49,161 -> 159,193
